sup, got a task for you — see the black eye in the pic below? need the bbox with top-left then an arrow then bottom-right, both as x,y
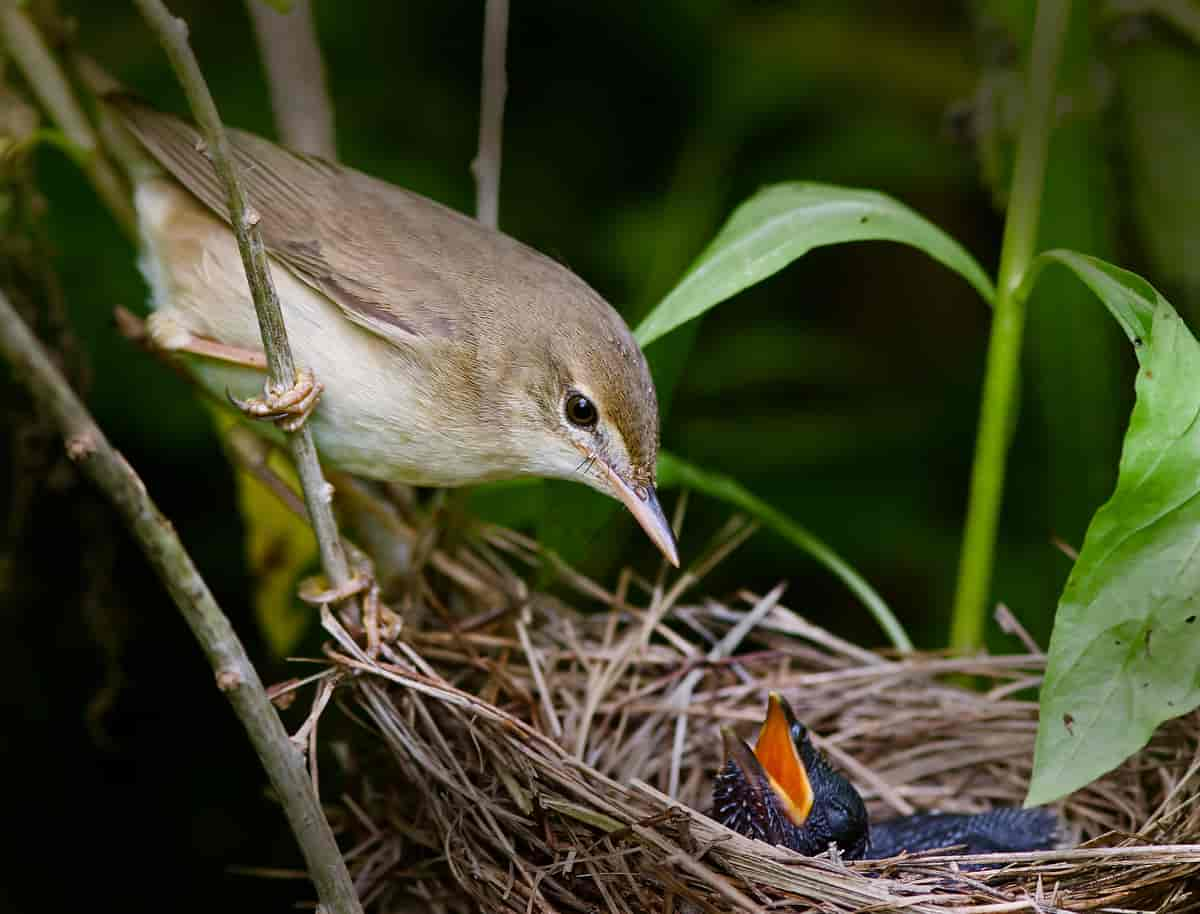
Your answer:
565,393 -> 598,428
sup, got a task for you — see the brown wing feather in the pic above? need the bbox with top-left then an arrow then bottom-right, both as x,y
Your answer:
107,93 -> 468,344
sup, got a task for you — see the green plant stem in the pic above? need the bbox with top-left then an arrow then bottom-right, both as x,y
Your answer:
132,0 -> 357,607
0,289 -> 361,914
0,1 -> 137,238
950,0 -> 1072,652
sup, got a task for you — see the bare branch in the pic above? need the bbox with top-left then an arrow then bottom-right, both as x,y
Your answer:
0,287 -> 361,914
471,0 -> 509,228
131,0 -> 357,615
246,0 -> 336,158
0,1 -> 137,237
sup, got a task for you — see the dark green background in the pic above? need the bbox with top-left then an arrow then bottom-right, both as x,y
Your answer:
2,1 -> 1197,910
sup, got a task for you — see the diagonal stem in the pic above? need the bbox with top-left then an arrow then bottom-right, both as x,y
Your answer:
129,2 -> 363,910
131,0 -> 356,605
0,288 -> 362,914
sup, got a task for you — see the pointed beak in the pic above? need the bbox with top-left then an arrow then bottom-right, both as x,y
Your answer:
753,693 -> 814,824
598,461 -> 679,566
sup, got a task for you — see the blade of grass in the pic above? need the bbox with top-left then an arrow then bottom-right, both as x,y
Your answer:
658,451 -> 912,652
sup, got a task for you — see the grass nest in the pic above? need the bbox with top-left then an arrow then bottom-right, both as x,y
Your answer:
298,500 -> 1200,914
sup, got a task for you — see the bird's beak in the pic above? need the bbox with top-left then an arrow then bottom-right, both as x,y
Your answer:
752,693 -> 814,825
597,460 -> 679,566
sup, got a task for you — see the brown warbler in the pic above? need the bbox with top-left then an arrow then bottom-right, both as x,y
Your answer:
110,96 -> 678,565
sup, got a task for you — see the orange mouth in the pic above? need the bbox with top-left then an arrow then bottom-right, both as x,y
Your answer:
753,693 -> 813,825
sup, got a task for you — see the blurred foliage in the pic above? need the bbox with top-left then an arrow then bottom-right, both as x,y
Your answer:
3,1 -> 1200,910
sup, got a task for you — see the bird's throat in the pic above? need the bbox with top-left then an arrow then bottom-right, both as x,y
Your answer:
754,696 -> 814,824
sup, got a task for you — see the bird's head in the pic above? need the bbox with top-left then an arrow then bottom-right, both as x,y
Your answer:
713,693 -> 869,858
492,288 -> 678,566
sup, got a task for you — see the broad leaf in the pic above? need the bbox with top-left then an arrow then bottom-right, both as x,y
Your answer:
1026,252 -> 1200,805
633,182 -> 996,347
658,451 -> 911,652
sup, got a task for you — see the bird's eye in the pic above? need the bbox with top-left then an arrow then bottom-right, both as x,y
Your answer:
565,393 -> 598,428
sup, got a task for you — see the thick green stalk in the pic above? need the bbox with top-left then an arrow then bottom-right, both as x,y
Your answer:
950,0 -> 1072,651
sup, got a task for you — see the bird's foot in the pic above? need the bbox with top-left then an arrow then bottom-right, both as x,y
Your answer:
299,570 -> 372,606
229,368 -> 324,432
299,570 -> 400,655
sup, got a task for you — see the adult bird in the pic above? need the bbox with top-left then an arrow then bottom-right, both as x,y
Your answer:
713,694 -> 1061,859
108,95 -> 679,566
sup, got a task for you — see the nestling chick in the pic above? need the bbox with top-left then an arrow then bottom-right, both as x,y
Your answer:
110,95 -> 677,564
714,693 -> 1062,860
714,693 -> 869,858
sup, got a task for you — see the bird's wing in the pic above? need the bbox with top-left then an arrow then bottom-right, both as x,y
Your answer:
109,94 -> 492,346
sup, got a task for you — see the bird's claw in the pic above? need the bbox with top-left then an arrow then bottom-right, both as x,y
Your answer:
298,571 -> 372,606
228,367 -> 324,432
299,571 -> 401,655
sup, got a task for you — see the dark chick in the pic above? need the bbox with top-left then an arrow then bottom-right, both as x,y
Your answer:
713,693 -> 870,858
713,694 -> 1060,860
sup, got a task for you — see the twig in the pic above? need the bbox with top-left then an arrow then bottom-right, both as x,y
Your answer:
0,1 -> 137,237
471,0 -> 508,228
245,0 -> 336,158
0,288 -> 361,914
131,0 -> 357,612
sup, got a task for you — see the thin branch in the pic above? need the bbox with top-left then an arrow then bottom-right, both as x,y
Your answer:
131,0 -> 357,612
0,288 -> 362,914
0,1 -> 137,237
245,0 -> 336,159
471,0 -> 509,228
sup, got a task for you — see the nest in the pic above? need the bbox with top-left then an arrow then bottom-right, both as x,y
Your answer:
297,504 -> 1200,913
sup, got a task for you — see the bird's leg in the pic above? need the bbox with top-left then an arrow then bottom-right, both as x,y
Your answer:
133,309 -> 324,432
140,309 -> 269,370
298,570 -> 373,607
298,569 -> 401,656
227,367 -> 324,432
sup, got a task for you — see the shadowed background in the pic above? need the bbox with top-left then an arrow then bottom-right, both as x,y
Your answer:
1,0 -> 1196,910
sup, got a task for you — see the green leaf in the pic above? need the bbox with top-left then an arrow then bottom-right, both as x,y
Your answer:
1020,251 -> 1155,344
1026,253 -> 1200,806
633,182 -> 996,347
259,0 -> 295,12
658,451 -> 912,652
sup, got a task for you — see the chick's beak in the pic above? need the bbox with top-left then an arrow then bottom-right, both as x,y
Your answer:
753,693 -> 814,825
597,460 -> 679,566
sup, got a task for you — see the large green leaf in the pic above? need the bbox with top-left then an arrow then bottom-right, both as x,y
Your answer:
1026,252 -> 1200,805
658,451 -> 911,652
633,182 -> 996,347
